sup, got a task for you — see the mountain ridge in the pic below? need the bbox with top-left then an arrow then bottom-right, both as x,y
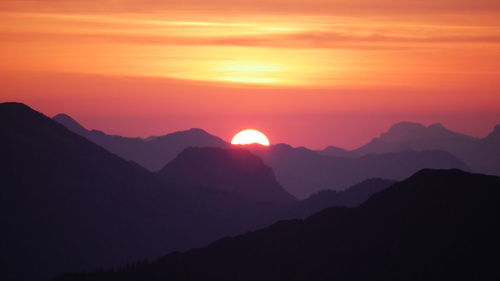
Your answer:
55,169 -> 500,281
320,121 -> 500,176
53,113 -> 229,171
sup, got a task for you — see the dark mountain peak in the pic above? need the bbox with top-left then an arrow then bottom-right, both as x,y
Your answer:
320,145 -> 350,157
295,178 -> 395,217
159,147 -> 296,204
322,145 -> 347,153
426,122 -> 465,138
53,113 -> 88,135
0,102 -> 41,122
0,101 -> 31,111
273,143 -> 293,150
485,124 -> 500,141
428,122 -> 446,130
1,102 -> 69,135
185,127 -> 209,134
404,168 -> 471,183
390,121 -> 426,131
380,121 -> 459,141
155,128 -> 229,147
53,113 -> 76,122
362,168 -> 497,209
167,128 -> 211,137
380,121 -> 426,142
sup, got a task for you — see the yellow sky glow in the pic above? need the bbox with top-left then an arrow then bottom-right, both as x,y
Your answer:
1,9 -> 499,88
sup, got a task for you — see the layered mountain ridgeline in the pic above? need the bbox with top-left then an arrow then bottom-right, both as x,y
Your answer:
1,103 -> 395,281
53,113 -> 229,171
157,148 -> 395,217
0,103 -> 289,281
53,114 -> 468,199
56,169 -> 500,281
291,178 -> 395,218
321,121 -> 500,176
253,143 -> 467,198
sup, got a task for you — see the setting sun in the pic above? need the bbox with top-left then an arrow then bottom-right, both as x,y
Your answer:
231,129 -> 270,146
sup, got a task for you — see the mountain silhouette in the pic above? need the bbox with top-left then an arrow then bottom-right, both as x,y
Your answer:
292,178 -> 395,217
253,143 -> 468,198
159,147 -> 296,205
53,113 -> 229,171
0,103 -> 293,281
485,124 -> 500,144
321,121 -> 500,176
56,169 -> 500,281
53,115 -> 472,198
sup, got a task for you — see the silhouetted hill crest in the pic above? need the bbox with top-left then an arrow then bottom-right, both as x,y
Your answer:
57,169 -> 500,281
158,147 -> 296,204
485,124 -> 500,142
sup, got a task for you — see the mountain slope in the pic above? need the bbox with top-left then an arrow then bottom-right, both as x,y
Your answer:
351,121 -> 500,175
253,143 -> 468,198
159,147 -> 296,205
57,169 -> 500,281
292,178 -> 395,217
53,113 -> 229,171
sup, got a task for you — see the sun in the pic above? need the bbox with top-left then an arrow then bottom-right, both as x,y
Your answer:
231,129 -> 270,146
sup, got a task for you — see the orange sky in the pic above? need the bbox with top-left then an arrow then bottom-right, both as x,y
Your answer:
1,0 -> 500,148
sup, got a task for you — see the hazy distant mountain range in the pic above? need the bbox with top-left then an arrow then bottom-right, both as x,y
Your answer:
53,113 -> 229,171
252,143 -> 467,198
56,169 -> 500,281
321,121 -> 500,176
53,114 -> 479,198
0,103 -> 393,281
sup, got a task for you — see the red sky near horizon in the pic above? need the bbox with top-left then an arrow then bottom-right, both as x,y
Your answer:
1,0 -> 500,149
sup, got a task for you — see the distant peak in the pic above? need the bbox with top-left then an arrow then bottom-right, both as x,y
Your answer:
188,127 -> 205,132
389,121 -> 425,131
53,113 -> 76,122
53,113 -> 88,134
322,145 -> 347,152
406,168 -> 474,183
272,143 -> 293,151
485,124 -> 500,141
170,128 -> 210,136
427,123 -> 449,131
0,102 -> 33,111
186,128 -> 208,134
0,102 -> 46,123
380,121 -> 426,141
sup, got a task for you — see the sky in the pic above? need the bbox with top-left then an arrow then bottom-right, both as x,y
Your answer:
1,0 -> 500,149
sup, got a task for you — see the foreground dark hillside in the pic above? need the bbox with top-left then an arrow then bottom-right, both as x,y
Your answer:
58,169 -> 500,281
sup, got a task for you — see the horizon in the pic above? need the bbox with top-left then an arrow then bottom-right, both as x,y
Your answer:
47,104 -> 499,150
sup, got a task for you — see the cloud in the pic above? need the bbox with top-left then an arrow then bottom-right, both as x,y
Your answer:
2,28 -> 499,51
